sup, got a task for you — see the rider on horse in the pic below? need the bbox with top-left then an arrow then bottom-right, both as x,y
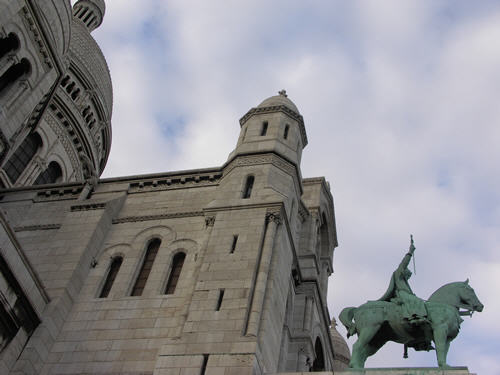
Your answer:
378,236 -> 427,324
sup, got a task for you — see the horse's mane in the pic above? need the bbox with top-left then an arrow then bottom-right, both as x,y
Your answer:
428,281 -> 466,303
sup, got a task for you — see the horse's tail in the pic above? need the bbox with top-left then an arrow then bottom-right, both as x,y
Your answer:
339,307 -> 357,338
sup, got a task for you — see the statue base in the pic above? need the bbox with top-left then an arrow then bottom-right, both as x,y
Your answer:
336,367 -> 474,375
275,367 -> 475,375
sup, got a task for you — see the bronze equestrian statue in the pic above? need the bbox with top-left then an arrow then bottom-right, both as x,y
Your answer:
339,237 -> 483,368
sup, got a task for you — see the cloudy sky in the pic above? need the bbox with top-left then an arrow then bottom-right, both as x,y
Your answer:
89,1 -> 500,373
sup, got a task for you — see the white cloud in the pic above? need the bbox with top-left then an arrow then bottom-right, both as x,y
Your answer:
90,1 -> 500,373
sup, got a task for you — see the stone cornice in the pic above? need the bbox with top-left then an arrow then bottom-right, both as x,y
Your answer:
112,211 -> 204,224
128,172 -> 222,193
239,105 -> 308,146
34,186 -> 83,202
70,202 -> 106,211
14,224 -> 61,232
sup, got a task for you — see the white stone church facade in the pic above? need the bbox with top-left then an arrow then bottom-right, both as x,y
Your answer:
0,1 -> 350,374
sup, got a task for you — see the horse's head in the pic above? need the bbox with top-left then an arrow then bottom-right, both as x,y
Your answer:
429,279 -> 484,314
457,279 -> 484,314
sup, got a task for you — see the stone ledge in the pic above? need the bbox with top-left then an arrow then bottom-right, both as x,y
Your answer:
274,368 -> 474,375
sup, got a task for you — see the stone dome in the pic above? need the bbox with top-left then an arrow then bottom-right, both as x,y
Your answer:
68,20 -> 113,121
258,90 -> 300,114
330,317 -> 351,370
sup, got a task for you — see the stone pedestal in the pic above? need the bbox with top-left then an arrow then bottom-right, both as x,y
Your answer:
337,367 -> 475,375
276,367 -> 475,375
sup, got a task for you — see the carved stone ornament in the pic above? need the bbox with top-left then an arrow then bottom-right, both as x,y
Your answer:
266,211 -> 282,225
205,215 -> 216,227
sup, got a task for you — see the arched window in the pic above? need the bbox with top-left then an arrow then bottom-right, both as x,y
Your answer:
0,33 -> 20,59
0,58 -> 31,94
34,161 -> 62,185
284,124 -> 290,139
312,337 -> 325,371
165,252 -> 185,295
99,257 -> 123,298
261,121 -> 268,136
4,132 -> 42,183
242,175 -> 254,199
131,238 -> 161,296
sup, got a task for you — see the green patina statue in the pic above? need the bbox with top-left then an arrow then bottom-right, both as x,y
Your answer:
340,236 -> 484,369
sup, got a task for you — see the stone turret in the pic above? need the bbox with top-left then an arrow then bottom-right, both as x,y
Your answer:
72,0 -> 106,32
228,90 -> 308,167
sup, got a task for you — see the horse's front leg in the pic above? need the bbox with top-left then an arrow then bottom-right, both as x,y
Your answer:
432,324 -> 450,368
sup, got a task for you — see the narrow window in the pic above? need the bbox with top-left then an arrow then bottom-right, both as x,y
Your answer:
33,161 -> 62,185
242,175 -> 254,199
71,88 -> 80,100
260,121 -> 268,136
99,257 -> 123,298
83,12 -> 92,24
165,252 -> 186,295
79,8 -> 89,20
131,239 -> 161,296
0,33 -> 20,59
60,75 -> 70,87
215,289 -> 224,311
312,337 -> 325,371
284,124 -> 289,140
200,354 -> 209,375
4,133 -> 42,183
0,58 -> 31,94
230,235 -> 238,254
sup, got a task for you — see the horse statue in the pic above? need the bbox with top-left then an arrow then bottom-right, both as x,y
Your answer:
340,279 -> 483,368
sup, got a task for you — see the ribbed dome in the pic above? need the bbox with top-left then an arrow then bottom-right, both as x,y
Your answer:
330,317 -> 351,370
258,90 -> 300,114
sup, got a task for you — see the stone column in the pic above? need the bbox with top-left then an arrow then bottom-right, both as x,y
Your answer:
245,210 -> 281,336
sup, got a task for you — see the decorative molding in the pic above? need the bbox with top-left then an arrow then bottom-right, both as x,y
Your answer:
239,105 -> 308,146
266,209 -> 282,225
128,173 -> 222,193
26,92 -> 51,129
70,202 -> 106,211
14,223 -> 61,232
113,211 -> 204,224
204,215 -> 216,227
34,186 -> 83,202
21,6 -> 53,68
225,153 -> 296,178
